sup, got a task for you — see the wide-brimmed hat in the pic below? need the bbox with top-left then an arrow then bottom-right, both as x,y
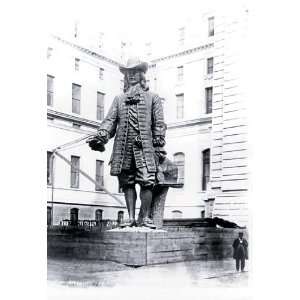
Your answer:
119,57 -> 148,74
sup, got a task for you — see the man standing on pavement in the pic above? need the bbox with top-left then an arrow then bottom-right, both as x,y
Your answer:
232,231 -> 248,272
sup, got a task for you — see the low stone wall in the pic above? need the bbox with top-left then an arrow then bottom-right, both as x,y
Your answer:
47,227 -> 248,266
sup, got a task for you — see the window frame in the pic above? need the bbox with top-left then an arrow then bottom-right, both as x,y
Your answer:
177,66 -> 184,82
70,155 -> 80,188
95,159 -> 104,191
173,152 -> 185,186
178,27 -> 185,46
208,16 -> 215,37
207,57 -> 214,75
202,149 -> 211,191
176,93 -> 184,119
47,151 -> 53,186
72,83 -> 81,114
205,87 -> 213,114
47,75 -> 54,106
96,92 -> 105,121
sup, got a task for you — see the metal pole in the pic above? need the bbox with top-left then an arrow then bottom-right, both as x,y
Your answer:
50,153 -> 55,226
53,150 -> 124,206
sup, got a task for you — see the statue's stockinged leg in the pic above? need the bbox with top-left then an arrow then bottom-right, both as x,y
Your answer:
121,185 -> 137,227
138,186 -> 156,229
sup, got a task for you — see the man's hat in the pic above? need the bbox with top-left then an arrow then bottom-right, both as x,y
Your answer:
119,57 -> 148,74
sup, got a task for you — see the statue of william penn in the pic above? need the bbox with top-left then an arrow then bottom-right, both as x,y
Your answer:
88,57 -> 167,229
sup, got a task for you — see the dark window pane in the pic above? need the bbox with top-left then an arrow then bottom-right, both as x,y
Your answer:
95,209 -> 103,221
207,57 -> 214,74
205,87 -> 213,114
47,206 -> 52,226
202,149 -> 210,190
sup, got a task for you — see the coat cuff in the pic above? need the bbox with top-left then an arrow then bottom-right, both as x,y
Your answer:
153,136 -> 166,147
96,129 -> 110,144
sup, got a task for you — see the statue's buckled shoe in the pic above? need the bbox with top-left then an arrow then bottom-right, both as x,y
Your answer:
119,219 -> 136,228
140,217 -> 156,229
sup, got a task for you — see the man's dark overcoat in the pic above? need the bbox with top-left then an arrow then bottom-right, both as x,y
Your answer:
98,90 -> 166,176
232,238 -> 248,260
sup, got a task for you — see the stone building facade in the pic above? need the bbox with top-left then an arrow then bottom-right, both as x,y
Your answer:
47,8 -> 249,227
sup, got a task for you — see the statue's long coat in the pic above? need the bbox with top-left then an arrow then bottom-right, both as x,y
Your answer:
98,91 -> 166,176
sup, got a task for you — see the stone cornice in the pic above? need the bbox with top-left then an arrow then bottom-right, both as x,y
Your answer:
167,116 -> 212,129
149,43 -> 214,67
52,35 -> 122,67
52,34 -> 213,69
47,109 -> 101,129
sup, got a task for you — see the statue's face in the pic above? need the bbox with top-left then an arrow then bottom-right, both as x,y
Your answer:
127,69 -> 141,86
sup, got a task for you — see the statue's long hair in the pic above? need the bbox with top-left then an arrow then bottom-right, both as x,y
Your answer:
123,71 -> 149,93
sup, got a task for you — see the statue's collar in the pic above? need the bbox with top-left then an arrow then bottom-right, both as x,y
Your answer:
125,84 -> 144,104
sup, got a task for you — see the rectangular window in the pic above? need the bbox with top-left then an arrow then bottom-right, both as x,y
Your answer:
99,67 -> 104,80
75,58 -> 80,71
207,57 -> 214,74
177,66 -> 184,82
178,27 -> 185,46
202,149 -> 210,191
47,151 -> 53,185
95,160 -> 104,191
47,75 -> 54,106
205,87 -> 213,114
176,94 -> 184,119
208,17 -> 215,37
96,92 -> 105,120
71,156 -> 80,188
72,83 -> 81,114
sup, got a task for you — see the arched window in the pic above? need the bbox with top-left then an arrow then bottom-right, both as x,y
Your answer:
173,152 -> 185,185
95,209 -> 103,222
117,211 -> 124,224
70,208 -> 79,226
202,149 -> 210,191
172,210 -> 183,218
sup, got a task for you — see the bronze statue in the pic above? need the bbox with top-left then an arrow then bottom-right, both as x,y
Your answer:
88,57 -> 168,229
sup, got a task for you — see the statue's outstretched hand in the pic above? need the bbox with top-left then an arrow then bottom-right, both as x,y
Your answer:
86,136 -> 105,152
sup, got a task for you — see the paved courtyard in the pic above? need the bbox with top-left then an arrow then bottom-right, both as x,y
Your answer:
48,257 -> 249,289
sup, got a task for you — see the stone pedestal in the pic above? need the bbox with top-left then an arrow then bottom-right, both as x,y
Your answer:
48,227 -> 247,266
